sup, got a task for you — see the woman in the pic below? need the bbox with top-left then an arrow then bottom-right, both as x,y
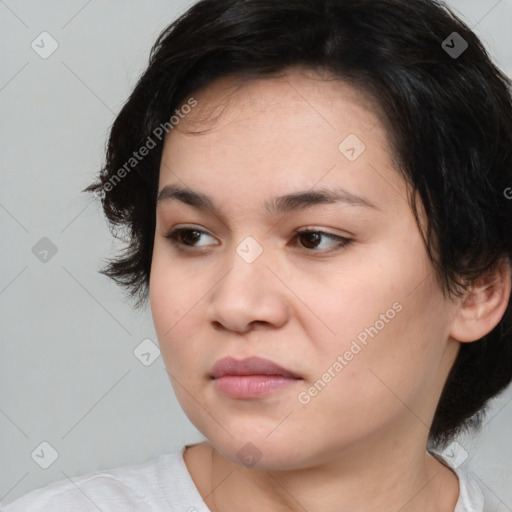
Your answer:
4,0 -> 511,510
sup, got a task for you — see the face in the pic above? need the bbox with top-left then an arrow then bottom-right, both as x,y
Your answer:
149,69 -> 460,470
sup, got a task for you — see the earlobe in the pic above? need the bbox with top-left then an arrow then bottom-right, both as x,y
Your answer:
450,258 -> 512,343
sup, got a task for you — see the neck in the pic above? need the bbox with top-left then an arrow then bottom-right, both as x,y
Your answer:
205,431 -> 458,512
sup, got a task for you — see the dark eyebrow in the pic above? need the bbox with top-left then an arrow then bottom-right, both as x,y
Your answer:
156,184 -> 379,215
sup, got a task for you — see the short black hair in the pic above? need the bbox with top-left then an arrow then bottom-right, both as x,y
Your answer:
83,0 -> 512,447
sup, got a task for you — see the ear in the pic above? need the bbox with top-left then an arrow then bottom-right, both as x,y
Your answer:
450,258 -> 511,343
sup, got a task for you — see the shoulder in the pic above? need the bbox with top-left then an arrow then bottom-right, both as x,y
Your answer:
1,450 -> 186,512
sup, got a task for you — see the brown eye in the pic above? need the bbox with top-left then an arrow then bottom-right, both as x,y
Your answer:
294,230 -> 352,252
164,227 -> 352,254
164,228 -> 218,250
176,229 -> 202,246
298,231 -> 323,249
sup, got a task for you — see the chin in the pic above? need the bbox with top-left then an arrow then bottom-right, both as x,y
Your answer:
206,431 -> 313,471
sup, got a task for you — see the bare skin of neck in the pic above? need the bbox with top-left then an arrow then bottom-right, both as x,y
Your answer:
183,441 -> 460,512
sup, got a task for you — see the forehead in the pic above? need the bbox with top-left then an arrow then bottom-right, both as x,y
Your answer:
158,68 -> 404,217
175,67 -> 385,137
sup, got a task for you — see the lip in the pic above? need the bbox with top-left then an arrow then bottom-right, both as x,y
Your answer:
210,356 -> 302,399
210,356 -> 301,379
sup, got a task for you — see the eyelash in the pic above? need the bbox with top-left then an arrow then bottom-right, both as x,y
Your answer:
164,227 -> 352,254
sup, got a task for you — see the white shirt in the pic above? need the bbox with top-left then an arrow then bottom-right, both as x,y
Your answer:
1,446 -> 485,511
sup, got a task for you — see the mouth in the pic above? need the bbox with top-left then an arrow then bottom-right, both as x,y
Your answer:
209,356 -> 303,399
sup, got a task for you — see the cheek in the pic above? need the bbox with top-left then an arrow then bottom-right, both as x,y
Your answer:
150,281 -> 207,414
292,259 -> 404,359
315,283 -> 449,430
149,250 -> 200,360
150,240 -> 207,325
293,305 -> 432,441
303,245 -> 448,409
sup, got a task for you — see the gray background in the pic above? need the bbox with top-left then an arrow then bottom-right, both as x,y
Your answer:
1,0 -> 511,508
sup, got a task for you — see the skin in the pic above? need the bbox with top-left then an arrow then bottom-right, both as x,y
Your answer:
149,67 -> 510,512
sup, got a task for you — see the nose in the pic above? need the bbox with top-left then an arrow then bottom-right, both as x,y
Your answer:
206,242 -> 291,333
